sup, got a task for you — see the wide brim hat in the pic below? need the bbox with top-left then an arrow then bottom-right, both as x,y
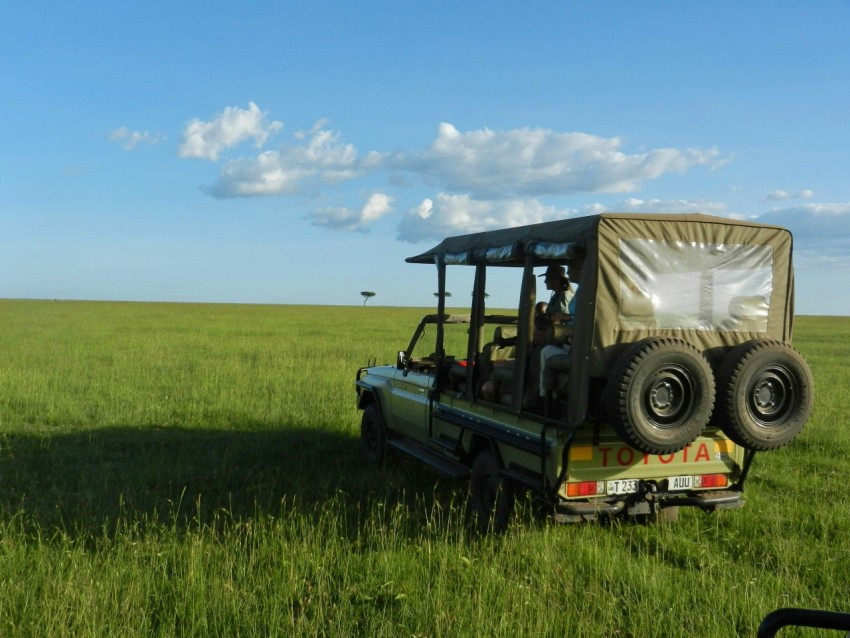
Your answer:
538,264 -> 569,280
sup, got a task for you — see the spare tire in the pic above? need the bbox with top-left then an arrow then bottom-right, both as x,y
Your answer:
607,338 -> 715,455
715,339 -> 814,450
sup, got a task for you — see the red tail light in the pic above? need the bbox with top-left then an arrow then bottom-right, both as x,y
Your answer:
695,474 -> 728,488
567,481 -> 602,497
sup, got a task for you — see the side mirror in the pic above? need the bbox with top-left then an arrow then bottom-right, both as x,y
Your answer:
396,351 -> 408,370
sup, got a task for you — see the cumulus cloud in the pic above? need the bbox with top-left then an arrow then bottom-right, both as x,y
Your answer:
611,197 -> 729,216
393,195 -> 740,243
754,203 -> 850,268
167,109 -> 739,241
178,102 -> 282,161
207,126 -> 373,197
765,188 -> 815,202
757,203 -> 850,240
109,127 -> 164,150
391,123 -> 724,199
397,193 -> 566,242
311,193 -> 394,232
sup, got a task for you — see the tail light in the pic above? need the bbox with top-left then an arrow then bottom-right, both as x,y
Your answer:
695,474 -> 728,488
566,481 -> 604,497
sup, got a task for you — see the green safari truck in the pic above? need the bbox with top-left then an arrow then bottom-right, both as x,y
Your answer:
355,213 -> 814,533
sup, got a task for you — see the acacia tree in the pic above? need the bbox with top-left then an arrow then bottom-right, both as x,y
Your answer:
361,291 -> 376,306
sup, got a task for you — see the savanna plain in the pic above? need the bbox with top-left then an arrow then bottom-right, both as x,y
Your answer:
0,300 -> 847,637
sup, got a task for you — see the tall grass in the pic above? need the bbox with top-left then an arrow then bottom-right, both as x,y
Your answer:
0,300 -> 848,637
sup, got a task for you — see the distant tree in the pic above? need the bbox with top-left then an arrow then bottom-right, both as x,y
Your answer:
360,291 -> 376,306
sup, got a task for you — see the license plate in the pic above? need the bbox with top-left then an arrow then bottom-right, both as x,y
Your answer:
607,479 -> 639,495
668,475 -> 693,491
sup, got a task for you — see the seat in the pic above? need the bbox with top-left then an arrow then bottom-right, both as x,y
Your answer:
477,326 -> 517,403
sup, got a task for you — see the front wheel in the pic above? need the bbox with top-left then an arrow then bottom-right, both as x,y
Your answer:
469,450 -> 513,535
360,404 -> 387,464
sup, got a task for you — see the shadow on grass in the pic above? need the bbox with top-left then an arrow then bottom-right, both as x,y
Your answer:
0,423 -> 466,539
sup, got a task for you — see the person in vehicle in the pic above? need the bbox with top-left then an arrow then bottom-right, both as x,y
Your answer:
539,265 -> 573,324
538,258 -> 584,400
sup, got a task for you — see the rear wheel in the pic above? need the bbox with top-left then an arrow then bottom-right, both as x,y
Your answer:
715,340 -> 814,450
469,450 -> 513,535
607,338 -> 715,454
360,403 -> 387,464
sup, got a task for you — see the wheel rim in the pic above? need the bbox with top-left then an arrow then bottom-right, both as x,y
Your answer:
642,365 -> 696,428
746,364 -> 797,427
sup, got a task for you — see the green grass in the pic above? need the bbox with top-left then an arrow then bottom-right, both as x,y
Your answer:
0,300 -> 848,637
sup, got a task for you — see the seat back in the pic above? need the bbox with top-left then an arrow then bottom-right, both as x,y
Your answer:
489,325 -> 517,360
477,325 -> 518,398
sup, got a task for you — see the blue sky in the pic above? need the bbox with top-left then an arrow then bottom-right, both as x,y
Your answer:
3,1 -> 850,314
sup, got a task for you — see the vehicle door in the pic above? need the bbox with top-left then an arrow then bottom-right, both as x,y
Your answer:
388,321 -> 438,443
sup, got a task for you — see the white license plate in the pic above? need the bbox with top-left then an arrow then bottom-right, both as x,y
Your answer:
668,475 -> 693,491
607,479 -> 639,495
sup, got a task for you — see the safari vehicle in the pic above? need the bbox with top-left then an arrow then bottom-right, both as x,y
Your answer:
355,213 -> 814,532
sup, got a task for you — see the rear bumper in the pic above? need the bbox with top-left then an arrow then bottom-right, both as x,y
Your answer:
656,489 -> 745,511
553,489 -> 744,523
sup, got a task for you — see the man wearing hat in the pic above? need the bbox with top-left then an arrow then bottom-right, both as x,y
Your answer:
539,264 -> 574,325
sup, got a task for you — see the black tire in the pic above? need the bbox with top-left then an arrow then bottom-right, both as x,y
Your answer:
715,339 -> 814,450
469,450 -> 513,535
607,338 -> 715,455
360,403 -> 387,464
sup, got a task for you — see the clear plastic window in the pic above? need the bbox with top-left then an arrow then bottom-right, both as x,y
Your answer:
618,239 -> 773,331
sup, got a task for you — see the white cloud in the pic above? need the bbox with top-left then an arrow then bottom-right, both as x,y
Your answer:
208,151 -> 311,197
109,127 -> 164,150
755,203 -> 850,267
766,188 -> 815,202
208,127 -> 369,197
611,197 -> 729,216
174,112 -> 739,242
395,195 -> 739,243
757,203 -> 850,238
294,118 -> 330,140
392,123 -> 724,199
397,193 -> 566,242
178,102 -> 282,161
311,193 -> 394,232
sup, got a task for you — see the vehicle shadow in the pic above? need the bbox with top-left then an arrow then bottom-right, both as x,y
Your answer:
0,423 -> 465,540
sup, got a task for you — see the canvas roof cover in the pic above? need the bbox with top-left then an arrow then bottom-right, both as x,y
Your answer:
408,212 -> 795,373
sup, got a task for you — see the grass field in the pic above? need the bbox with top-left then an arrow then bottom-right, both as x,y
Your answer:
0,300 -> 848,637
